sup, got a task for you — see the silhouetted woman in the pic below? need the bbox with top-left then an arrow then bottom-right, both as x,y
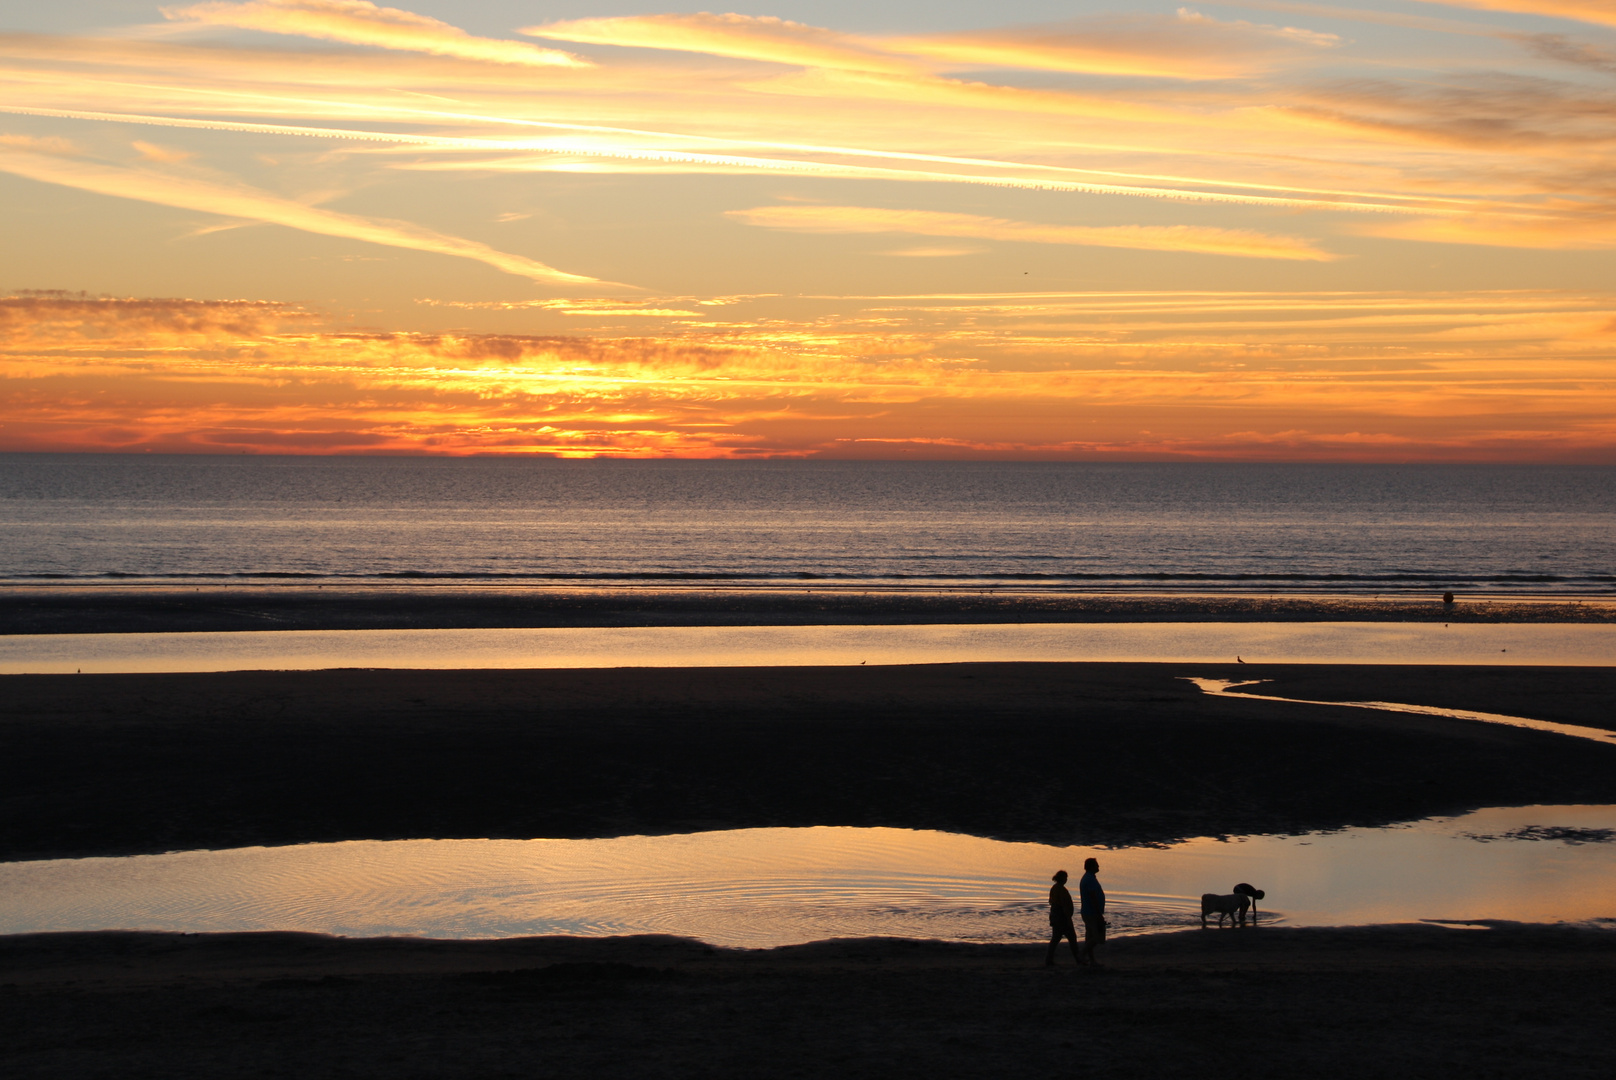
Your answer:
1045,870 -> 1082,966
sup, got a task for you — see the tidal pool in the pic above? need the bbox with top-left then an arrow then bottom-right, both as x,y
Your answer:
2,621 -> 1613,674
1,806 -> 1611,947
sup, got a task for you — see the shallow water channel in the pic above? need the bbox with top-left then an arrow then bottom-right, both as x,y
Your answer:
1,807 -> 1611,947
2,621 -> 1614,673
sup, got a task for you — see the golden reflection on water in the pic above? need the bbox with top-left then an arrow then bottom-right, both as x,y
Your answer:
1187,679 -> 1616,747
0,807 -> 1611,947
3,622 -> 1615,674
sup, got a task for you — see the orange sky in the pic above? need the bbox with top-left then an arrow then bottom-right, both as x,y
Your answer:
3,2 -> 1616,459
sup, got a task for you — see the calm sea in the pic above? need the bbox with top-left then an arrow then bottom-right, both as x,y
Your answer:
1,455 -> 1612,593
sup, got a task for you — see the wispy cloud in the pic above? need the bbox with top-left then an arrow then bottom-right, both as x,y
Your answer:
889,9 -> 1341,80
1355,210 -> 1616,248
0,145 -> 607,285
1510,31 -> 1616,74
523,12 -> 916,74
131,140 -> 194,163
163,0 -> 588,67
525,9 -> 1339,81
1416,0 -> 1616,30
1198,1 -> 1505,36
727,205 -> 1339,260
880,245 -> 982,258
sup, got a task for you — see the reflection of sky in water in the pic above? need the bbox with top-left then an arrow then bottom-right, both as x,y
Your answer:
1,806 -> 1612,947
1,622 -> 1614,674
1187,678 -> 1616,747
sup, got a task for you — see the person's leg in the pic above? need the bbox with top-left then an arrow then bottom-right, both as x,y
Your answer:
1045,925 -> 1061,966
1066,926 -> 1083,965
1082,916 -> 1103,966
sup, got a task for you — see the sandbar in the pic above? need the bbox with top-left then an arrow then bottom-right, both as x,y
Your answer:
2,584 -> 1611,635
3,662 -> 1614,861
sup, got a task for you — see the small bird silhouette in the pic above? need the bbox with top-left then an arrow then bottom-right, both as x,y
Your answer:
1237,656 -> 1245,664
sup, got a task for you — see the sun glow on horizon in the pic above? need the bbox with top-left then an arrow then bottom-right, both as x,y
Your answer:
3,2 -> 1616,461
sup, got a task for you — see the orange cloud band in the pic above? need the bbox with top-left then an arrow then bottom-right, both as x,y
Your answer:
727,205 -> 1339,261
1417,0 -> 1616,28
4,294 -> 1614,461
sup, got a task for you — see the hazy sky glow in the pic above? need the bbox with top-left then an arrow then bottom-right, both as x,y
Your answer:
4,2 -> 1616,459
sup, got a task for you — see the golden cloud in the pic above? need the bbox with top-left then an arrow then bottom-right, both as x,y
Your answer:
727,205 -> 1339,261
887,9 -> 1341,80
3,292 -> 1613,461
1418,0 -> 1616,29
1355,210 -> 1616,248
163,0 -> 588,67
0,145 -> 608,286
523,12 -> 916,74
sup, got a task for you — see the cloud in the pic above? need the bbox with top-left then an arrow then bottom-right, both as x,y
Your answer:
0,32 -> 1484,216
132,140 -> 194,163
0,294 -> 302,342
523,9 -> 1340,81
1417,1 -> 1616,30
1511,31 -> 1616,74
0,133 -> 81,155
523,12 -> 916,74
1276,72 -> 1616,154
726,205 -> 1339,261
5,292 -> 1614,460
1355,210 -> 1616,248
164,0 -> 588,67
886,9 -> 1341,80
880,246 -> 982,257
0,145 -> 607,286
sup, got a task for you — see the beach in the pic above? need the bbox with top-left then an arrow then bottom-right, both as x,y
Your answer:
4,608 -> 1615,1076
4,925 -> 1614,1078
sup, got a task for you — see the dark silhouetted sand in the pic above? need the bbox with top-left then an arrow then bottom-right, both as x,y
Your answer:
3,925 -> 1614,1078
2,584 -> 1611,635
3,663 -> 1614,861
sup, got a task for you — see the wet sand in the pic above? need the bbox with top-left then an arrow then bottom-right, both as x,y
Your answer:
5,661 -> 1615,1076
3,925 -> 1613,1079
2,584 -> 1612,635
4,663 -> 1615,861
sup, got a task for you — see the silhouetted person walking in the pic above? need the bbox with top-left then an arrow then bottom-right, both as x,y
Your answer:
1079,857 -> 1106,966
1045,870 -> 1082,966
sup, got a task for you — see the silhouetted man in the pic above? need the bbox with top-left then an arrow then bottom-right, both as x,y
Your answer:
1044,870 -> 1081,966
1079,857 -> 1106,966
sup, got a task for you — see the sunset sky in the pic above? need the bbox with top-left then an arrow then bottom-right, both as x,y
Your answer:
4,1 -> 1616,459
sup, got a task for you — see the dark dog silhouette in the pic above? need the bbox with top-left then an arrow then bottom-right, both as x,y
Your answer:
1200,883 -> 1266,928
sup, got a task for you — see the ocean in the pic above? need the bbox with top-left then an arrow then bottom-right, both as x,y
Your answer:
1,455 -> 1613,594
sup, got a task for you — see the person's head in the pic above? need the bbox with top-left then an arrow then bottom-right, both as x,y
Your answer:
1052,870 -> 1068,884
1084,858 -> 1099,874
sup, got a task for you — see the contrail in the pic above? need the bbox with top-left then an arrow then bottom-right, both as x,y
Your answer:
0,102 -> 1472,215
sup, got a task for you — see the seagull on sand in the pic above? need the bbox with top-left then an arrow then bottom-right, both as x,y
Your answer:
1237,656 -> 1245,664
